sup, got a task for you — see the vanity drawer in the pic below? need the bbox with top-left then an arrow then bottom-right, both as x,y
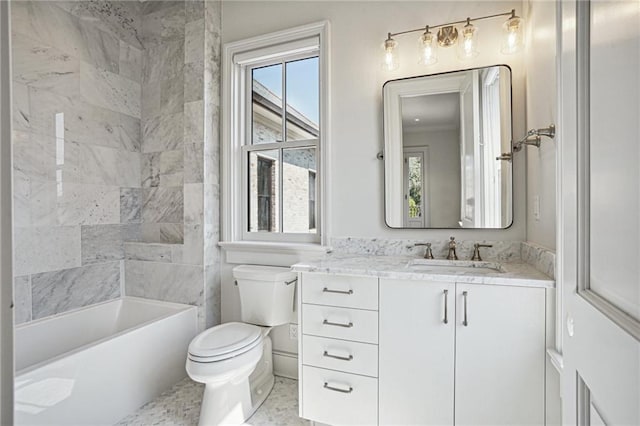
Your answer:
302,304 -> 378,344
302,335 -> 378,377
302,273 -> 378,310
302,365 -> 378,426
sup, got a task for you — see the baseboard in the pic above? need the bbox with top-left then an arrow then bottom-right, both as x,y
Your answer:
273,350 -> 298,379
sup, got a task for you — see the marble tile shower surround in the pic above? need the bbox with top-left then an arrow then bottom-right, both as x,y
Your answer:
11,0 -> 144,324
12,0 -> 222,329
124,0 -> 222,331
329,237 -> 556,279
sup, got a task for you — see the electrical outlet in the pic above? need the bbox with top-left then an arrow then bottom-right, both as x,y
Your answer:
289,324 -> 298,340
533,195 -> 540,221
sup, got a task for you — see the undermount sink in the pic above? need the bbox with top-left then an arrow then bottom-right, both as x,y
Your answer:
406,259 -> 505,274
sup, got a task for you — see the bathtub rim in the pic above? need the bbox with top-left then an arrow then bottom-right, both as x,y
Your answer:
15,296 -> 197,376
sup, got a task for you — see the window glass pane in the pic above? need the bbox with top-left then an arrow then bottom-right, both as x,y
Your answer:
282,147 -> 317,233
252,64 -> 283,144
588,1 -> 640,320
248,150 -> 280,232
285,57 -> 319,141
408,155 -> 422,219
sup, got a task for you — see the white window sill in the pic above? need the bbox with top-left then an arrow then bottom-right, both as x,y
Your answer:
219,241 -> 331,265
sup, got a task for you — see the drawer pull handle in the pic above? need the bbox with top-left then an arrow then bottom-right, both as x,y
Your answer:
463,291 -> 469,326
323,351 -> 354,361
323,319 -> 353,328
322,287 -> 354,295
324,382 -> 353,393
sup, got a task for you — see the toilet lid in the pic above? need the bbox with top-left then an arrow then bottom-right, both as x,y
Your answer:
188,322 -> 262,361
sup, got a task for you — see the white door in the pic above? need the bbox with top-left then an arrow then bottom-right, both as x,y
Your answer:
559,1 -> 640,424
379,279 -> 455,425
454,284 -> 545,426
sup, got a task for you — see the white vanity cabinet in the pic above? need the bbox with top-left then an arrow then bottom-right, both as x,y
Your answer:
379,280 -> 456,425
299,273 -> 379,426
379,279 -> 545,426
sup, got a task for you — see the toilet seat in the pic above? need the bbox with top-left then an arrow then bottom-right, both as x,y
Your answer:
188,322 -> 263,363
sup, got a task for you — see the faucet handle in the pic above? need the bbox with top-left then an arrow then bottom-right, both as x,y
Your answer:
413,242 -> 434,259
471,243 -> 493,261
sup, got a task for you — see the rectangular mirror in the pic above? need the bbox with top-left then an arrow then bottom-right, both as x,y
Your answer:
383,65 -> 513,229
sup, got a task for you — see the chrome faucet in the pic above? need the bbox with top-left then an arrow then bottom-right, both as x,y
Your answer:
446,237 -> 458,260
471,243 -> 493,261
413,242 -> 434,259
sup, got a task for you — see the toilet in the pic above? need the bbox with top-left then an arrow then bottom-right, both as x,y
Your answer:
186,265 -> 297,426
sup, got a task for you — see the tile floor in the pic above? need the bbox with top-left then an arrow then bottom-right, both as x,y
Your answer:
116,376 -> 308,426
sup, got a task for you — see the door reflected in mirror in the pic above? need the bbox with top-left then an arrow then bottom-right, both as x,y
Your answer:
383,65 -> 513,229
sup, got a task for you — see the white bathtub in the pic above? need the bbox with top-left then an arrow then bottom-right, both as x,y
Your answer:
14,297 -> 198,425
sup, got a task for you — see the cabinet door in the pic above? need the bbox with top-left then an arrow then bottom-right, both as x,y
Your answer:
379,279 -> 455,425
455,284 -> 545,426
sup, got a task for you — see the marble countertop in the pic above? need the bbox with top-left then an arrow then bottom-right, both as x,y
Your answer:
292,254 -> 555,288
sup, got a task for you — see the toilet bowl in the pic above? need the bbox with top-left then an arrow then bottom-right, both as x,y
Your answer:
186,265 -> 296,426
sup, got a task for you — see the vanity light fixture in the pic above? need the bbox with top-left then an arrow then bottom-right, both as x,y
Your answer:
382,33 -> 400,71
383,9 -> 524,70
418,26 -> 438,65
458,18 -> 479,60
501,10 -> 525,54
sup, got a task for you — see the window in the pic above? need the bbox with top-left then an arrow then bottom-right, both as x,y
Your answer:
246,55 -> 319,237
223,22 -> 328,245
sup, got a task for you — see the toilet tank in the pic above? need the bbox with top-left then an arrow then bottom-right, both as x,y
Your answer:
232,265 -> 297,326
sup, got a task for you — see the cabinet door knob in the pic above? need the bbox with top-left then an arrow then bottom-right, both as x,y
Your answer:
462,291 -> 469,326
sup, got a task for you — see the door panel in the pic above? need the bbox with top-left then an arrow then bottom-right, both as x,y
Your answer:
560,1 -> 640,424
379,279 -> 455,425
454,284 -> 545,426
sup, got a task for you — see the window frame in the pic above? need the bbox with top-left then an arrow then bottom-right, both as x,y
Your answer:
221,21 -> 330,247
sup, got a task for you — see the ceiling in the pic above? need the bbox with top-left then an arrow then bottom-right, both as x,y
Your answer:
401,92 -> 460,131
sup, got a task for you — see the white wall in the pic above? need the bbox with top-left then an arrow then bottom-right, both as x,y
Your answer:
221,0 -> 527,371
403,128 -> 460,227
524,2 -> 560,424
0,0 -> 14,421
524,0 -> 557,250
222,0 -> 526,242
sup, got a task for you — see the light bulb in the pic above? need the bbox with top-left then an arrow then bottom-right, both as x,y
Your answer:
458,18 -> 479,60
382,34 -> 399,71
418,27 -> 437,66
501,11 -> 524,54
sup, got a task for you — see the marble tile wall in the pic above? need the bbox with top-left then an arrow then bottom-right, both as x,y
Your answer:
124,0 -> 221,331
139,0 -> 186,244
11,1 -> 143,324
11,0 -> 222,329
